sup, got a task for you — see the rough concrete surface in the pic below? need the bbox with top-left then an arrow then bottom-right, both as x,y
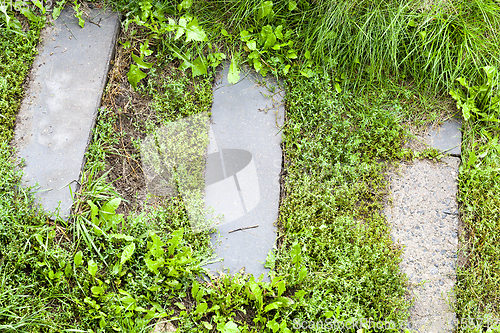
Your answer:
385,156 -> 460,332
13,8 -> 120,218
204,62 -> 284,279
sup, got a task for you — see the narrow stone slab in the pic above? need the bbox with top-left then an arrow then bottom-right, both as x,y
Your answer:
426,118 -> 462,156
385,157 -> 460,332
13,8 -> 120,218
204,63 -> 284,278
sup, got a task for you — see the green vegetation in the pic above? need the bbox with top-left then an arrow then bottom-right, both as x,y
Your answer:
455,67 -> 500,329
1,0 -> 500,331
275,76 -> 410,325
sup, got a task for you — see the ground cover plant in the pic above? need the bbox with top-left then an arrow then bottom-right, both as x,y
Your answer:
454,67 -> 500,331
2,0 -> 500,332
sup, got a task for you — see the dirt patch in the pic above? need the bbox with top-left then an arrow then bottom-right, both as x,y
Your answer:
94,25 -> 215,216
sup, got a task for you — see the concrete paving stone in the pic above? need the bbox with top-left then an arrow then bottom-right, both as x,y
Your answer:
385,156 -> 460,332
13,8 -> 120,218
426,118 -> 462,156
204,62 -> 284,279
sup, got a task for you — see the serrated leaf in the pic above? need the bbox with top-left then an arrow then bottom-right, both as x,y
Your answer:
121,243 -> 135,265
228,57 -> 240,84
52,5 -> 62,20
186,18 -> 207,42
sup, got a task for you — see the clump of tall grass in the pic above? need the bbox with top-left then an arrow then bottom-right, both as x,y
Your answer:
196,0 -> 500,90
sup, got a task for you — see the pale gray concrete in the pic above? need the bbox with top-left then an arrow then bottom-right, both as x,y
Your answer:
204,63 -> 284,279
385,157 -> 460,332
426,118 -> 462,156
14,8 -> 120,218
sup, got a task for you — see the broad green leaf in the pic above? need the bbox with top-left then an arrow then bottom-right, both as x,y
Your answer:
334,82 -> 342,93
288,1 -> 297,11
277,280 -> 285,296
228,57 -> 240,84
145,257 -> 165,274
221,28 -> 230,37
286,49 -> 298,59
202,322 -> 213,330
87,200 -> 99,225
140,41 -> 153,57
192,56 -> 207,77
220,321 -> 240,333
102,198 -> 121,214
175,302 -> 186,310
240,30 -> 251,42
253,59 -> 262,72
121,243 -> 136,265
91,286 -> 104,295
52,4 -> 63,20
132,53 -> 153,69
246,40 -> 257,51
128,64 -> 147,89
291,243 -> 301,264
298,266 -> 307,281
110,234 -> 135,242
194,302 -> 208,315
177,0 -> 193,11
257,1 -> 273,20
35,233 -> 44,247
167,229 -> 183,255
31,0 -> 45,14
261,25 -> 276,49
175,17 -> 187,40
275,25 -> 283,40
88,259 -> 98,277
74,251 -> 83,267
186,18 -> 207,42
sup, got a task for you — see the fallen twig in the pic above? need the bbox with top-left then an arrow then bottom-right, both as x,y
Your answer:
228,225 -> 259,233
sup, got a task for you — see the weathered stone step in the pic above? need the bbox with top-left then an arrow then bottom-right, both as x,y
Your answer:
204,63 -> 284,278
14,8 -> 120,218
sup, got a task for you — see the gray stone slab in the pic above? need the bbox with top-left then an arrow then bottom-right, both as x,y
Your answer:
426,118 -> 462,156
204,63 -> 284,279
13,8 -> 120,218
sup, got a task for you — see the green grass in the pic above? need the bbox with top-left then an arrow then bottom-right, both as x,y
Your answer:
193,0 -> 500,90
273,75 -> 411,329
2,0 -> 500,331
455,82 -> 500,329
